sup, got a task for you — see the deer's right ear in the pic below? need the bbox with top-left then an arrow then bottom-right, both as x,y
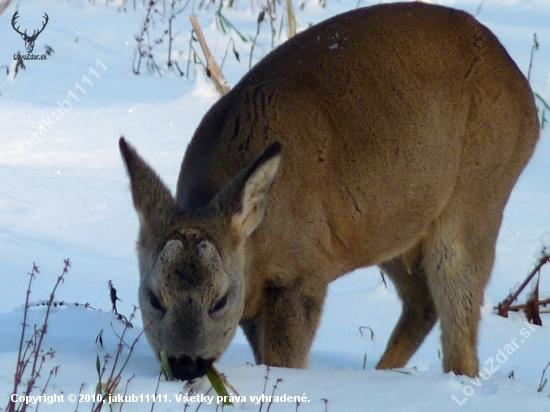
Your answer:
119,137 -> 177,237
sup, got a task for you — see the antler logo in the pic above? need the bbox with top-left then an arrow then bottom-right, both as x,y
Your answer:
11,11 -> 49,54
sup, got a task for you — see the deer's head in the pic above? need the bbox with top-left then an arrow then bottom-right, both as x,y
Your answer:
119,137 -> 282,381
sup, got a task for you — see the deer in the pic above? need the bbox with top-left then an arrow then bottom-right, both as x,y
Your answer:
11,11 -> 49,54
119,2 -> 540,381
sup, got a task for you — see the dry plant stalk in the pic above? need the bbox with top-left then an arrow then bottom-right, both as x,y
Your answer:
213,365 -> 241,398
133,0 -> 161,76
92,307 -> 145,412
6,259 -> 71,412
189,15 -> 231,95
506,297 -> 550,313
10,54 -> 25,80
496,248 -> 550,321
359,326 -> 375,339
524,277 -> 543,325
286,0 -> 296,38
527,33 -> 539,83
475,0 -> 487,17
538,361 -> 550,393
250,10 -> 266,69
0,0 -> 13,16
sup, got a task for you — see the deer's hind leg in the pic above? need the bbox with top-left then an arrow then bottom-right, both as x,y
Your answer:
376,253 -> 438,371
421,212 -> 497,377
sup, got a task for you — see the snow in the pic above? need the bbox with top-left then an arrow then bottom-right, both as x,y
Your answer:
1,0 -> 550,411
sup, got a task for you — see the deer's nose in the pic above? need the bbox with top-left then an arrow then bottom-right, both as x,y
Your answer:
168,355 -> 213,381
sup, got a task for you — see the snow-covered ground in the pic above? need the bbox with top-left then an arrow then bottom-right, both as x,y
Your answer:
1,0 -> 549,410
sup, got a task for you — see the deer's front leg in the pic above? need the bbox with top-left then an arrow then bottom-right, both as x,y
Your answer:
242,277 -> 328,368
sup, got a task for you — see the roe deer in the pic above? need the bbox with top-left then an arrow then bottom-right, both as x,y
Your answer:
119,2 -> 540,380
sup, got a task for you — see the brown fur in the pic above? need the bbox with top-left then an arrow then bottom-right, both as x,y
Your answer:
120,2 -> 539,379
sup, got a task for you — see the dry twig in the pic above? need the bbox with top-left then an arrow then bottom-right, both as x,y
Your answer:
189,14 -> 231,95
496,249 -> 550,319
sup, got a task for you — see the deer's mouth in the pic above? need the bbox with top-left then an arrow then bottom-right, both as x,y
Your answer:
166,355 -> 214,381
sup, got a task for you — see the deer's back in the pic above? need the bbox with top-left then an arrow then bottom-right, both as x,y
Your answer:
177,2 -> 539,283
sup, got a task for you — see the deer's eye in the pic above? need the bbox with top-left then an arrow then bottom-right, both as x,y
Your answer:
149,291 -> 164,312
210,293 -> 228,314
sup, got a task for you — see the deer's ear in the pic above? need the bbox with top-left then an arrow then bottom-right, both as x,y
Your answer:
119,137 -> 178,239
210,143 -> 282,239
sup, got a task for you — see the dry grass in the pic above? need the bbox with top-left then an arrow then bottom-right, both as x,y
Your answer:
6,259 -> 71,412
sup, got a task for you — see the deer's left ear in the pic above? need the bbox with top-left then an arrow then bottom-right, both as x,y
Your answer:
210,143 -> 282,239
